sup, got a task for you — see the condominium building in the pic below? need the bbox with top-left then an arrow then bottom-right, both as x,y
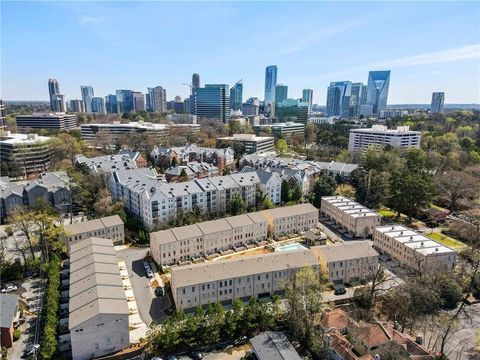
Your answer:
170,249 -> 319,310
348,125 -> 421,153
63,215 -> 125,252
16,112 -> 77,132
150,212 -> 268,266
241,168 -> 282,205
67,238 -> 130,360
80,122 -> 200,145
310,242 -> 379,284
0,132 -> 51,178
252,122 -> 305,138
258,203 -> 318,237
216,134 -> 274,154
373,225 -> 456,274
69,100 -> 86,113
320,196 -> 381,238
74,152 -> 145,175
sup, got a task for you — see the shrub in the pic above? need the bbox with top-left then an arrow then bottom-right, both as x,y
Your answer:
13,329 -> 20,341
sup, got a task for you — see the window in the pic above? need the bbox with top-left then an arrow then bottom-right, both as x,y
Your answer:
94,343 -> 99,350
106,337 -> 111,344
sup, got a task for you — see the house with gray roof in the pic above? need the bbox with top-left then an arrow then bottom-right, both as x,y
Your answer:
250,331 -> 302,360
1,294 -> 19,348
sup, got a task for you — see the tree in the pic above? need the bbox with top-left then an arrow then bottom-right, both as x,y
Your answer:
281,180 -> 291,204
435,171 -> 478,211
49,133 -> 83,167
291,185 -> 303,203
11,212 -> 37,260
263,197 -> 275,209
230,195 -> 245,215
276,139 -> 288,156
335,184 -> 356,199
171,156 -> 178,167
311,175 -> 336,208
376,341 -> 410,360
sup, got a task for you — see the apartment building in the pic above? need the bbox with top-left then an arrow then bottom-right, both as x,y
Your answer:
259,203 -> 319,237
16,112 -> 77,132
320,196 -> 381,238
348,125 -> 421,153
216,134 -> 274,154
241,168 -> 282,205
164,162 -> 219,182
0,132 -> 51,179
373,225 -> 456,274
75,152 -> 146,176
150,212 -> 268,266
63,215 -> 124,251
310,242 -> 379,284
68,238 -> 130,360
170,249 -> 319,310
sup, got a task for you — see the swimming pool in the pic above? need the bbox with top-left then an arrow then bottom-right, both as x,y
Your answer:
275,243 -> 307,252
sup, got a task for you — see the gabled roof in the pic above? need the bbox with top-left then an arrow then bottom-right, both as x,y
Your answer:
0,294 -> 18,328
250,331 -> 302,360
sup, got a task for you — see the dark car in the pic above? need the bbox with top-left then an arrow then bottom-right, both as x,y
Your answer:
190,351 -> 205,359
333,284 -> 347,295
233,335 -> 248,346
155,286 -> 165,297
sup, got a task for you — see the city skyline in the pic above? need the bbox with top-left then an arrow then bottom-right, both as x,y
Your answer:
2,1 -> 480,104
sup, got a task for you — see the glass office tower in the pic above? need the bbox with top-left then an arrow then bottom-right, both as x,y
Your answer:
115,90 -> 134,113
326,81 -> 352,117
275,84 -> 288,104
81,86 -> 94,112
431,92 -> 445,113
264,65 -> 278,108
230,81 -> 243,111
302,89 -> 313,115
194,84 -> 230,123
350,83 -> 367,117
366,71 -> 390,115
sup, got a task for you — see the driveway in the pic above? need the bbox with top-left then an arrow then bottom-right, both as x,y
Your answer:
116,246 -> 172,325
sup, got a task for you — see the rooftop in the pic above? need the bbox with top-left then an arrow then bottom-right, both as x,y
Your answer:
351,125 -> 421,134
311,242 -> 379,262
0,294 -> 18,328
250,331 -> 302,360
0,132 -> 50,145
321,196 -> 381,218
64,215 -> 123,236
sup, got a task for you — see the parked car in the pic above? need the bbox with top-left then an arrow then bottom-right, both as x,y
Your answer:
146,269 -> 154,278
191,351 -> 205,359
1,284 -> 17,293
334,285 -> 346,295
155,287 -> 165,297
233,335 -> 248,346
24,344 -> 40,356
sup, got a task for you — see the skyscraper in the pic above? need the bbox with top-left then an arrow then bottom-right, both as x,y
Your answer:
275,84 -> 288,104
105,94 -> 118,114
194,84 -> 230,123
116,90 -> 134,113
48,79 -> 65,112
81,86 -> 94,112
148,86 -> 167,112
350,83 -> 367,117
91,97 -> 106,114
366,71 -> 390,115
230,80 -> 243,111
69,99 -> 86,113
302,89 -> 313,115
275,99 -> 309,124
264,65 -> 278,109
0,100 -> 6,130
132,92 -> 145,112
326,81 -> 352,117
192,73 -> 200,94
431,92 -> 445,114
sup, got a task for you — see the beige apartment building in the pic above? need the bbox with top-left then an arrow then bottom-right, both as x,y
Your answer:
150,203 -> 319,266
311,242 -> 379,284
150,213 -> 268,266
320,196 -> 381,237
170,249 -> 319,310
68,237 -> 129,360
63,215 -> 125,252
373,225 -> 456,274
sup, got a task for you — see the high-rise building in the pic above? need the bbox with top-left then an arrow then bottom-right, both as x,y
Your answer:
275,84 -> 288,104
148,86 -> 167,112
242,97 -> 260,116
69,99 -> 86,113
175,96 -> 182,103
350,83 -> 367,117
80,86 -> 94,112
0,100 -> 6,130
264,65 -> 278,109
51,94 -> 66,112
326,81 -> 352,117
302,89 -> 313,115
230,80 -> 243,111
275,99 -> 309,124
105,94 -> 118,114
116,90 -> 134,113
91,97 -> 106,114
48,79 -> 60,111
194,84 -> 230,123
431,92 -> 445,114
146,93 -> 152,112
132,92 -> 145,112
192,73 -> 200,94
366,71 -> 390,116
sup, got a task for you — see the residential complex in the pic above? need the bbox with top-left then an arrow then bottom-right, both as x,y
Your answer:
216,134 -> 275,154
80,122 -> 200,145
0,171 -> 71,223
170,249 -> 319,310
63,215 -> 125,251
348,125 -> 422,153
0,132 -> 52,178
66,238 -> 130,360
311,242 -> 379,284
431,92 -> 445,114
252,122 -> 305,138
320,196 -> 381,237
16,112 -> 77,132
373,225 -> 457,274
74,152 -> 146,175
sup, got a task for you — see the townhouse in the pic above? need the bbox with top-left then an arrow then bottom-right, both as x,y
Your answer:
170,249 -> 319,310
164,161 -> 219,182
150,212 -> 267,266
310,242 -> 379,284
259,203 -> 318,237
320,196 -> 381,237
63,215 -> 125,252
240,167 -> 282,205
373,225 -> 457,274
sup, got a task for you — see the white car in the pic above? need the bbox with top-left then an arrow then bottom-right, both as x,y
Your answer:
1,284 -> 17,293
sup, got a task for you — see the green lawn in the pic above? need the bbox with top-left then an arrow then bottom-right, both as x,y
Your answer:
426,232 -> 468,251
377,208 -> 396,218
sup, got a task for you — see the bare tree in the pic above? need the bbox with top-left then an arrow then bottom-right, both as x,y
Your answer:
11,212 -> 37,260
435,171 -> 478,212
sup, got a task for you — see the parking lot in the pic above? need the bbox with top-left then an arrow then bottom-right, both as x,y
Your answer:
116,246 -> 172,325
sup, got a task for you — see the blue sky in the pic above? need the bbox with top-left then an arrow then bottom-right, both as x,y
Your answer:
2,1 -> 480,104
